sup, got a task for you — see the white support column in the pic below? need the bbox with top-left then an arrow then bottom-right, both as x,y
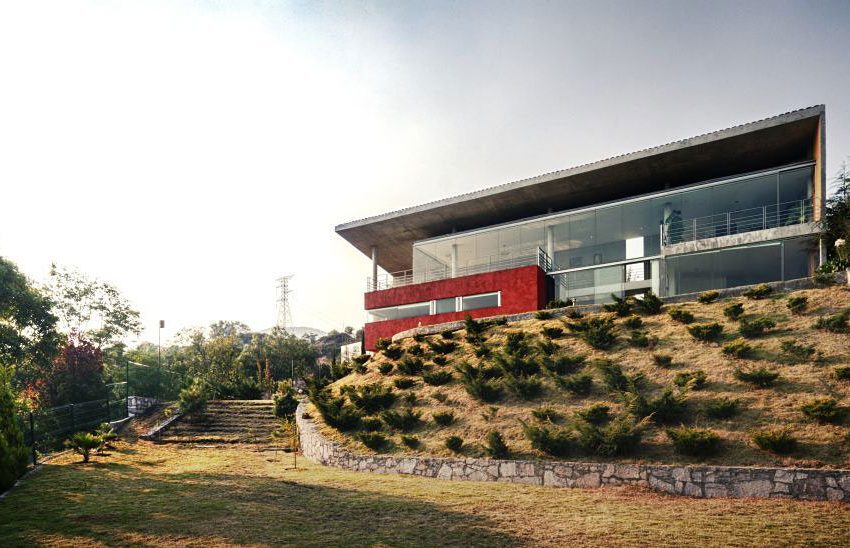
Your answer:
450,244 -> 458,278
371,246 -> 378,291
546,226 -> 554,270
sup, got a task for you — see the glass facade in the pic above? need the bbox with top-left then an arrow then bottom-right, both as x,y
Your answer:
367,292 -> 501,322
412,164 -> 814,279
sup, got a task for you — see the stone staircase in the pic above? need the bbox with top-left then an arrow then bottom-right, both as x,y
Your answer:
158,400 -> 280,444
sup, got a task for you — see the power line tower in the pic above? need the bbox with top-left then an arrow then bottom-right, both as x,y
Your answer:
276,275 -> 294,330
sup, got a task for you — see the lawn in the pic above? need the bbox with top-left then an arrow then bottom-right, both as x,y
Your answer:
2,438 -> 850,546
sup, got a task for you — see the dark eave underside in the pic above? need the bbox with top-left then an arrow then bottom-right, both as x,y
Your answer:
336,106 -> 823,273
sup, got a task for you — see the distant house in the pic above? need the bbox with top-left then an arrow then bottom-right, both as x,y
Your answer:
337,106 -> 826,350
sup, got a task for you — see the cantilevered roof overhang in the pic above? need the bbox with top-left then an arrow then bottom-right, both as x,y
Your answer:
336,105 -> 825,273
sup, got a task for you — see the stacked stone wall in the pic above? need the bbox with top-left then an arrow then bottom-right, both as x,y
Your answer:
297,403 -> 850,501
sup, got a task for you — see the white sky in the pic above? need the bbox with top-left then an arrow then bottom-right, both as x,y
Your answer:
1,1 -> 849,345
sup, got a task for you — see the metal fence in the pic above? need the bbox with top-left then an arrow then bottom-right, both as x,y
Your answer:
662,199 -> 813,246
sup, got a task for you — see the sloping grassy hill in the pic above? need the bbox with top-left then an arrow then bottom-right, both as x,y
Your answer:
310,284 -> 850,468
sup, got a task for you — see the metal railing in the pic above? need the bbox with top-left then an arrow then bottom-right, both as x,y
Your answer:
368,247 -> 552,291
662,199 -> 813,246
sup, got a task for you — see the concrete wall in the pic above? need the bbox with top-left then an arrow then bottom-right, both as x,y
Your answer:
363,265 -> 548,350
296,403 -> 850,502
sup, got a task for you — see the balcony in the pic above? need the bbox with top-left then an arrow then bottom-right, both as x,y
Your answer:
662,199 -> 813,246
367,247 -> 552,292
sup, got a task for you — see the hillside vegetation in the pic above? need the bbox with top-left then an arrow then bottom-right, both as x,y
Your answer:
309,284 -> 850,468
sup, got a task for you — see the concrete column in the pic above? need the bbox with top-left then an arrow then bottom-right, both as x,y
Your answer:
545,226 -> 554,270
371,246 -> 378,291
450,244 -> 458,278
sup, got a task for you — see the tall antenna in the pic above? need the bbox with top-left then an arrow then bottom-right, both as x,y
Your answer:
276,275 -> 294,330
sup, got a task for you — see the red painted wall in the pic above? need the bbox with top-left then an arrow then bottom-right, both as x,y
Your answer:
363,265 -> 548,350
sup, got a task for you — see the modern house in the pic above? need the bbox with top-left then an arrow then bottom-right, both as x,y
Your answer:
337,106 -> 826,350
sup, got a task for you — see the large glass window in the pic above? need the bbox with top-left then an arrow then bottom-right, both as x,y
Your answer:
665,242 -> 785,296
461,292 -> 500,311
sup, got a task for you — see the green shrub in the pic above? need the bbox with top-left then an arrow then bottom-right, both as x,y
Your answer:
734,366 -> 780,388
485,431 -> 510,458
383,345 -> 404,360
752,427 -> 797,454
704,397 -> 741,419
574,403 -> 611,425
455,362 -> 502,402
378,362 -> 394,375
432,355 -> 448,366
622,315 -> 643,329
493,351 -> 540,378
491,317 -> 508,326
575,414 -> 650,456
633,291 -> 664,315
402,392 -> 417,406
381,408 -> 422,432
652,354 -> 674,368
400,435 -> 420,449
536,338 -> 558,356
535,310 -> 554,320
687,322 -> 723,342
547,299 -> 570,309
64,432 -> 102,463
674,370 -> 707,390
440,330 -> 455,339
413,333 -> 426,343
361,417 -> 383,432
780,339 -> 816,363
814,268 -> 835,286
427,339 -> 457,355
521,421 -> 573,457
542,326 -> 564,339
722,338 -> 754,359
623,387 -> 688,424
445,435 -> 464,453
352,360 -> 367,374
422,370 -> 453,386
1,375 -> 29,490
814,308 -> 850,332
738,317 -> 776,338
473,345 -> 491,358
666,426 -> 721,456
800,397 -> 844,424
786,295 -> 808,314
569,317 -> 618,349
628,330 -> 657,349
464,315 -> 487,344
94,423 -> 118,453
432,391 -> 448,403
407,344 -> 424,356
358,432 -> 388,451
353,354 -> 371,366
393,377 -> 416,390
566,308 -> 584,319
723,302 -> 745,321
553,372 -> 594,395
328,362 -> 353,382
348,383 -> 396,414
532,406 -> 563,423
668,308 -> 695,324
309,388 -> 362,431
273,384 -> 299,418
596,360 -> 643,392
603,294 -> 633,316
504,332 -> 531,357
835,366 -> 850,381
503,374 -> 543,399
698,290 -> 720,304
742,283 -> 773,300
432,410 -> 456,427
375,338 -> 391,351
543,354 -> 586,375
397,356 -> 425,375
178,378 -> 209,415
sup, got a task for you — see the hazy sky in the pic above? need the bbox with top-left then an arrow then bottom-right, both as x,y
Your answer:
1,0 -> 849,344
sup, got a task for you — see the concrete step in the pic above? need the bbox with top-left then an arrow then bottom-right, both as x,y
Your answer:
161,399 -> 280,444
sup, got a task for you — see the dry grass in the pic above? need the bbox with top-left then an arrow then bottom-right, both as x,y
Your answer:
321,285 -> 850,467
2,436 -> 850,546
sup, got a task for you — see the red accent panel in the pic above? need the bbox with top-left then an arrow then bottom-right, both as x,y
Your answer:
363,265 -> 548,351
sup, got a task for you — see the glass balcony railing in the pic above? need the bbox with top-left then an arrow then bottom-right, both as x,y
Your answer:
662,199 -> 813,246
367,247 -> 552,292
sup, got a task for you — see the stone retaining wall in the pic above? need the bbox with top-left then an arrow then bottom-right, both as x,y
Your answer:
296,403 -> 850,501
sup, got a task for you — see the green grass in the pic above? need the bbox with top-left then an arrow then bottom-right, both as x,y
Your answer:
2,439 -> 850,546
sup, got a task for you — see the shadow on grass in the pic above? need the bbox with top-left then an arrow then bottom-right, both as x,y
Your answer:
0,461 -> 520,546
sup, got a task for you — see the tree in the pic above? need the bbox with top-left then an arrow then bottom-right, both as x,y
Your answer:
0,366 -> 29,491
0,257 -> 61,398
821,162 -> 850,264
50,334 -> 105,405
44,265 -> 141,348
